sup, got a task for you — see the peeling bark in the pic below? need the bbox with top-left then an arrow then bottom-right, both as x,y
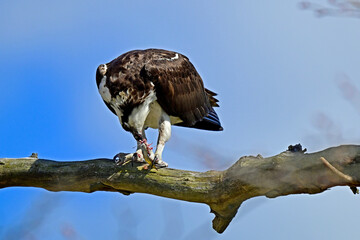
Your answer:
1,145 -> 360,233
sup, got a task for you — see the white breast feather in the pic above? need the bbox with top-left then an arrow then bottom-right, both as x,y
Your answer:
145,101 -> 183,129
99,76 -> 111,103
128,90 -> 157,131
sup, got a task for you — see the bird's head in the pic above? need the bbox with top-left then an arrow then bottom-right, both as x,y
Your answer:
122,122 -> 143,141
98,64 -> 107,75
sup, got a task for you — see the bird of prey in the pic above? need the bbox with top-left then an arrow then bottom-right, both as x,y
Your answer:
96,49 -> 223,168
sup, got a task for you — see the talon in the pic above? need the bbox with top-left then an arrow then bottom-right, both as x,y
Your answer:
152,155 -> 168,168
143,155 -> 168,169
149,155 -> 157,169
154,161 -> 168,168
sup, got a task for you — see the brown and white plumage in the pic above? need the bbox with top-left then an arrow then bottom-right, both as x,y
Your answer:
96,49 -> 222,167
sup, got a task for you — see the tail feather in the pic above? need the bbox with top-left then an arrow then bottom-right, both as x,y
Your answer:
176,88 -> 223,131
205,88 -> 220,107
204,109 -> 221,126
175,108 -> 223,131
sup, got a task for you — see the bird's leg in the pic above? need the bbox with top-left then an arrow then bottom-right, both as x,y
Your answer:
128,129 -> 155,163
114,128 -> 154,166
138,136 -> 157,167
153,114 -> 171,168
133,129 -> 149,162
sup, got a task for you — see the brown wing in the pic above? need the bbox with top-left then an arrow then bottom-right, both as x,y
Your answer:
141,52 -> 212,126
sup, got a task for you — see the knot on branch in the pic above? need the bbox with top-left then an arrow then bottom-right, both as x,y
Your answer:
210,202 -> 242,233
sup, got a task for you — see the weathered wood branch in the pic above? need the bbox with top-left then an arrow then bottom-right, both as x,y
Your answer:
1,145 -> 360,233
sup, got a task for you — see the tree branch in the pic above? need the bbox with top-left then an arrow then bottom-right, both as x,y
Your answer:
1,145 -> 360,233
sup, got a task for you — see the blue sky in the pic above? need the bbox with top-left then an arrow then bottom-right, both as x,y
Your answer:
1,0 -> 360,239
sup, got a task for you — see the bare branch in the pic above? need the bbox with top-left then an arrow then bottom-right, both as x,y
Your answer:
1,145 -> 360,233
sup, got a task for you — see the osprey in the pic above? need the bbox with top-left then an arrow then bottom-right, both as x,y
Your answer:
96,49 -> 223,168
